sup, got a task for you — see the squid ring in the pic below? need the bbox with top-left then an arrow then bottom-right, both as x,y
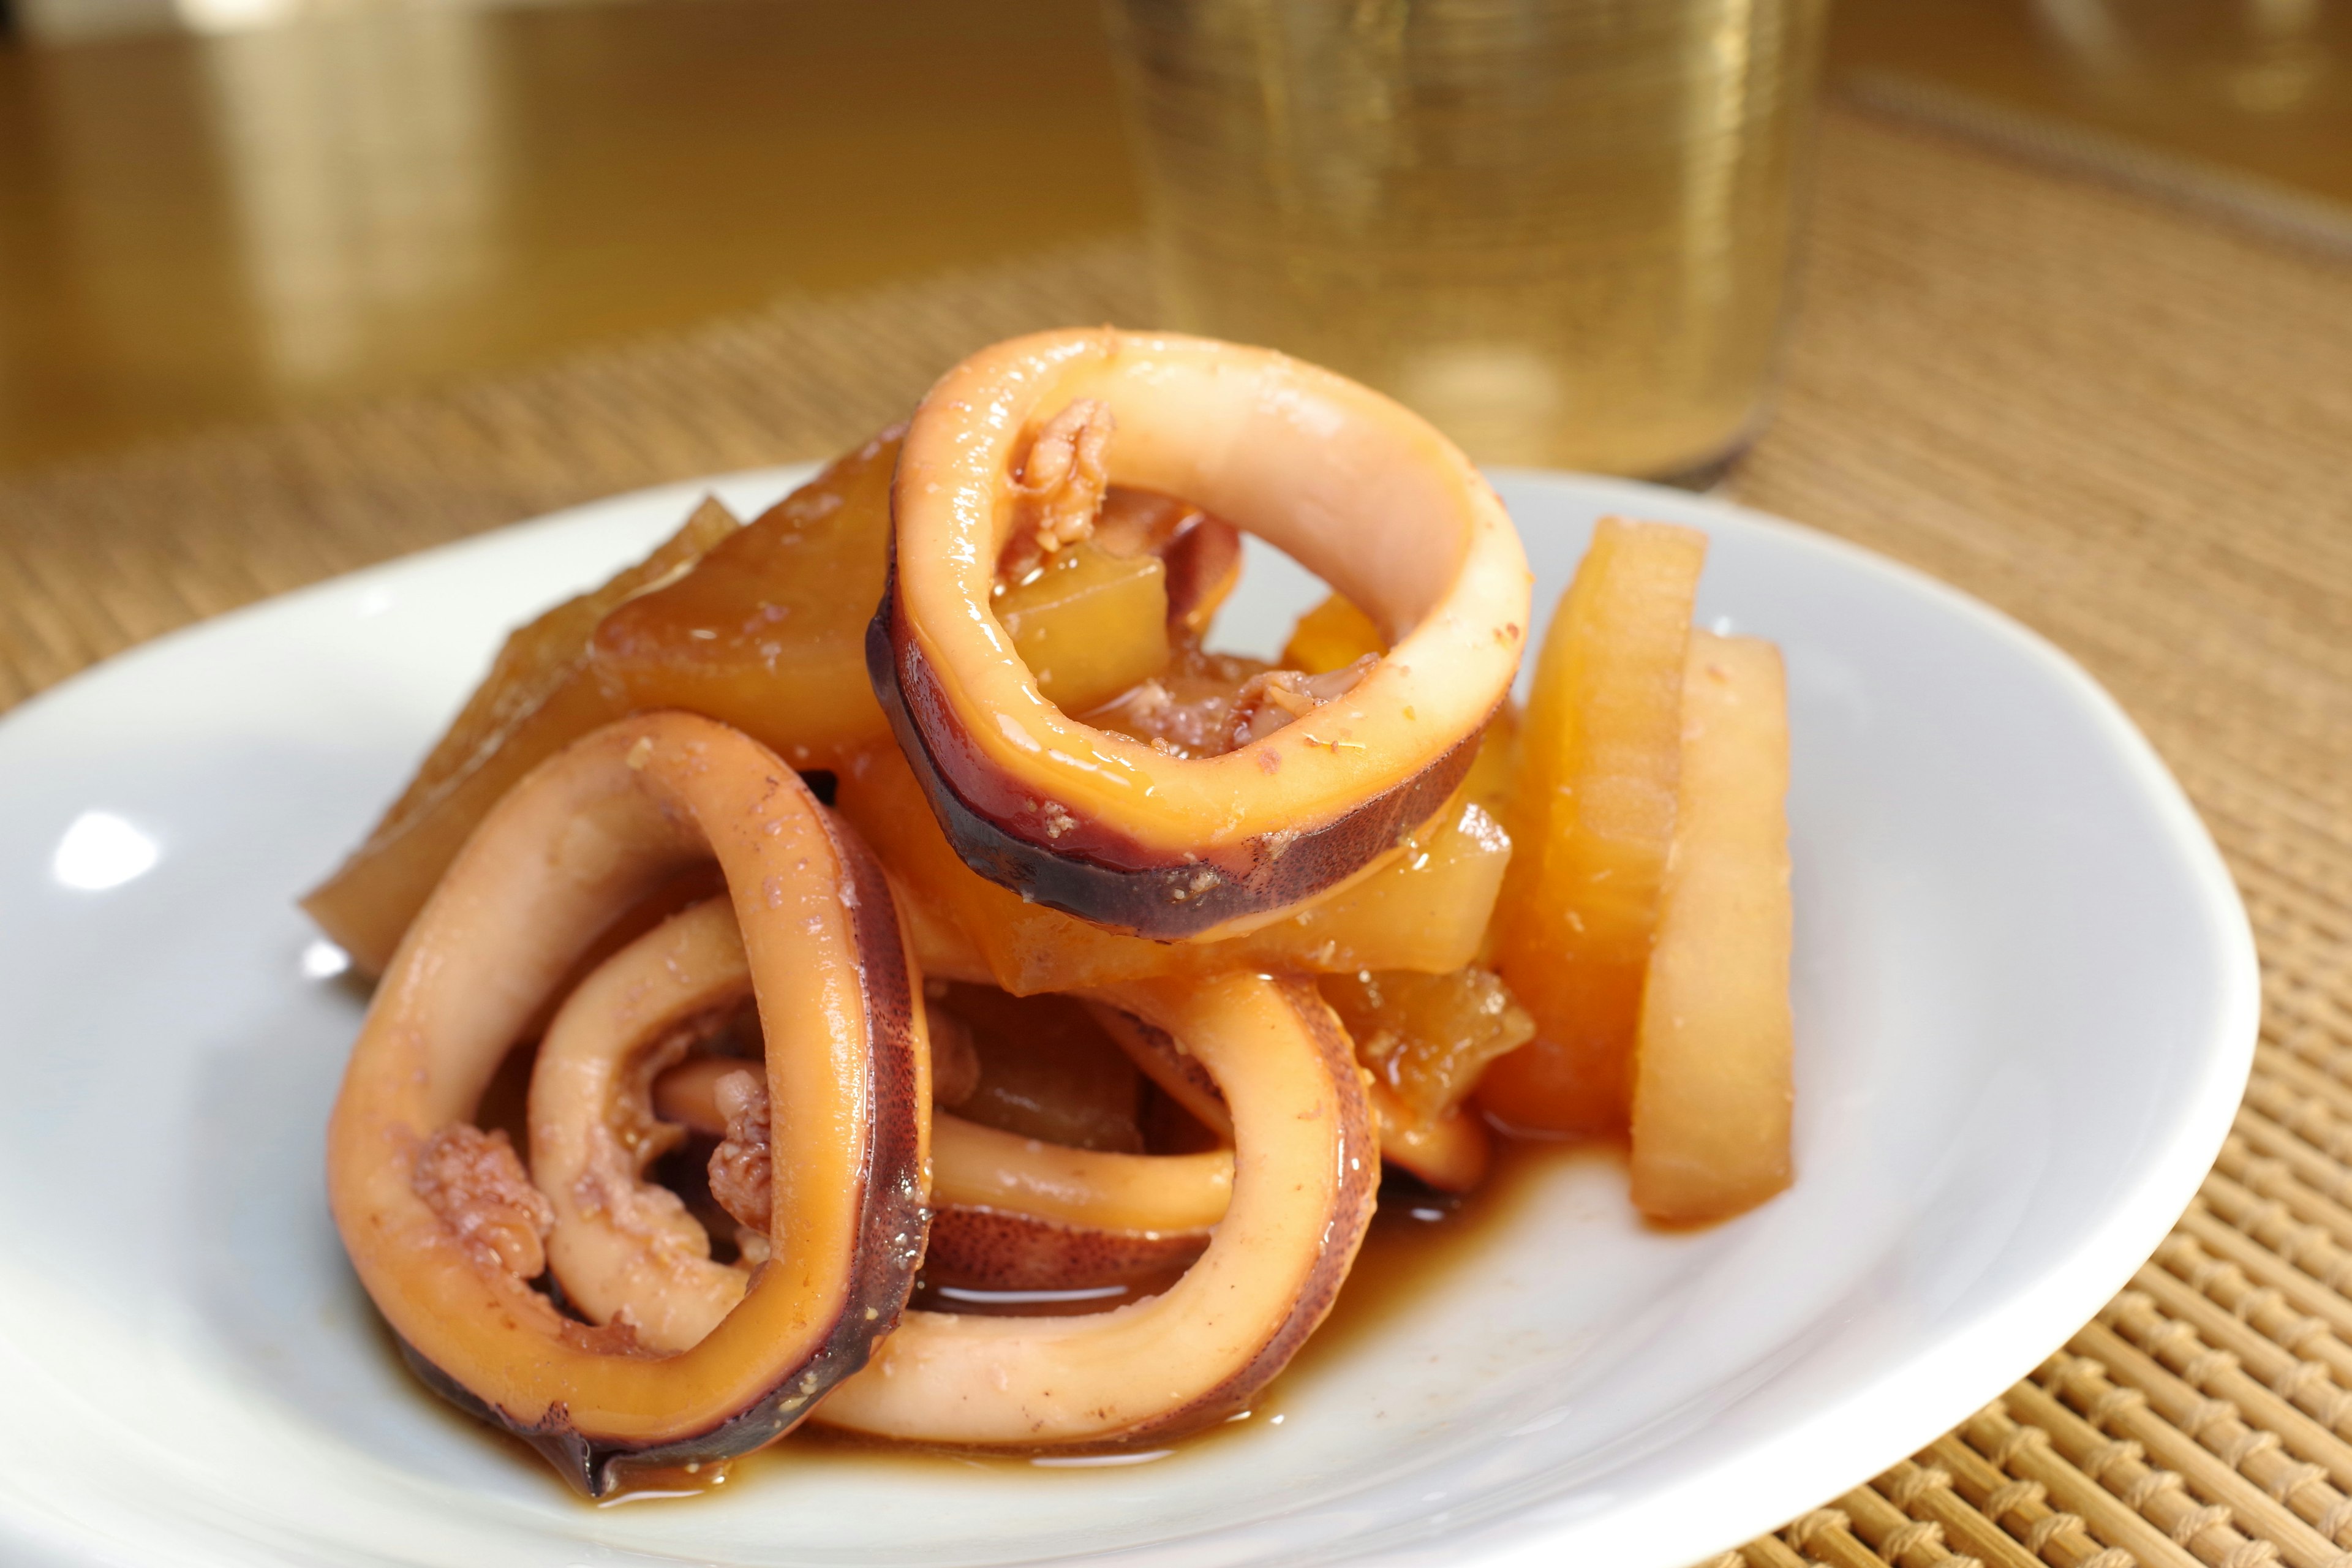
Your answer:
870,328 -> 1532,940
923,1115 -> 1231,1291
815,971 -> 1378,1448
527,899 -> 758,1356
552,899 -> 1234,1302
1098,1003 -> 1490,1193
325,713 -> 927,1496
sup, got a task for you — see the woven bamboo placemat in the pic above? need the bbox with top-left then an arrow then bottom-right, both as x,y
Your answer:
5,100 -> 2350,1567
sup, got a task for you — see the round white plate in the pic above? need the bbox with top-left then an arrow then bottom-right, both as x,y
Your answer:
0,468 -> 2255,1568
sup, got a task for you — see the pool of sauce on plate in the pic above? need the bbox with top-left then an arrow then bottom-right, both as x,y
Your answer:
600,1134 -> 1613,1502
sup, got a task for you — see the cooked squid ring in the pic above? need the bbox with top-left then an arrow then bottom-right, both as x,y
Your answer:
640,1086 -> 1236,1291
870,328 -> 1532,940
1096,995 -> 1490,1193
325,713 -> 927,1497
567,898 -> 1235,1297
923,1115 -> 1229,1291
1092,1001 -> 1229,1137
527,899 -> 758,1355
815,972 -> 1378,1447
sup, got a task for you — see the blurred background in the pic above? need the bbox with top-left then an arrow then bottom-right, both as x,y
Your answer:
1,0 -> 2346,477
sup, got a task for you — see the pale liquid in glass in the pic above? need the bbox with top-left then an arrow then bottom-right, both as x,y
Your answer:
1107,0 -> 1827,478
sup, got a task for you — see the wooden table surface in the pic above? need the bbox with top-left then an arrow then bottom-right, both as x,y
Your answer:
2,0 -> 2347,478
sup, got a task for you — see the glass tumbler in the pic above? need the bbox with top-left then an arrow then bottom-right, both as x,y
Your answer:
1103,0 -> 1828,480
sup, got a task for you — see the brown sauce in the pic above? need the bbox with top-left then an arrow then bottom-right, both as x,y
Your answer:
462,965 -> 1611,1503
590,1136 -> 1610,1502
1285,1136 -> 1613,1382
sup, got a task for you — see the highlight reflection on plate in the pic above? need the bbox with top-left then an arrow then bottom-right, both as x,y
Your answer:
49,810 -> 162,891
0,467 -> 2255,1568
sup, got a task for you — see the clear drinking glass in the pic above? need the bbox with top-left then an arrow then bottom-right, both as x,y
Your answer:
1103,0 -> 1828,480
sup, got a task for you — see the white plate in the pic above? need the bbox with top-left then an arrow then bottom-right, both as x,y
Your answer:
0,468 -> 2255,1568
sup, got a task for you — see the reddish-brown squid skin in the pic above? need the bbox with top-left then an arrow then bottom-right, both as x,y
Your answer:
874,328 -> 1531,942
568,903 -> 1234,1305
325,713 -> 929,1498
920,1112 -> 1232,1292
921,1207 -> 1208,1292
869,578 -> 1487,940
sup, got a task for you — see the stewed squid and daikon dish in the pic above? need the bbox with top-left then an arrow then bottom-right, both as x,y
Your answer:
311,329 -> 1794,1498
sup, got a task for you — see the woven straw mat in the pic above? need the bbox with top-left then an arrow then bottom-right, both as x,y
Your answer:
4,100 -> 2350,1568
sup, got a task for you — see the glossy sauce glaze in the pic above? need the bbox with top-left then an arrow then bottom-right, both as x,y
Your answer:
609,1137 -> 1597,1502
442,972 -> 1591,1502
